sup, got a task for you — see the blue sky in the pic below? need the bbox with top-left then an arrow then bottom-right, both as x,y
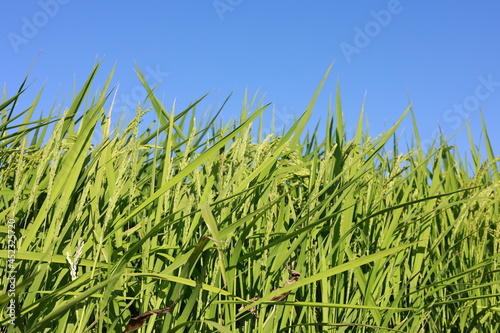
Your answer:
2,1 -> 499,157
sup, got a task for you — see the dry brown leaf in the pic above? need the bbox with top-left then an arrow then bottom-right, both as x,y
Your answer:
121,298 -> 178,333
238,268 -> 301,318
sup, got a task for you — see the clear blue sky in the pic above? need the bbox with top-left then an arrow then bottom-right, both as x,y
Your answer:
2,1 -> 499,157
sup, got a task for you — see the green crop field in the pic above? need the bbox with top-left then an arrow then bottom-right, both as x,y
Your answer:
1,63 -> 499,332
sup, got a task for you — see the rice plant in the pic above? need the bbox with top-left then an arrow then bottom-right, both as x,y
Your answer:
0,62 -> 499,332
